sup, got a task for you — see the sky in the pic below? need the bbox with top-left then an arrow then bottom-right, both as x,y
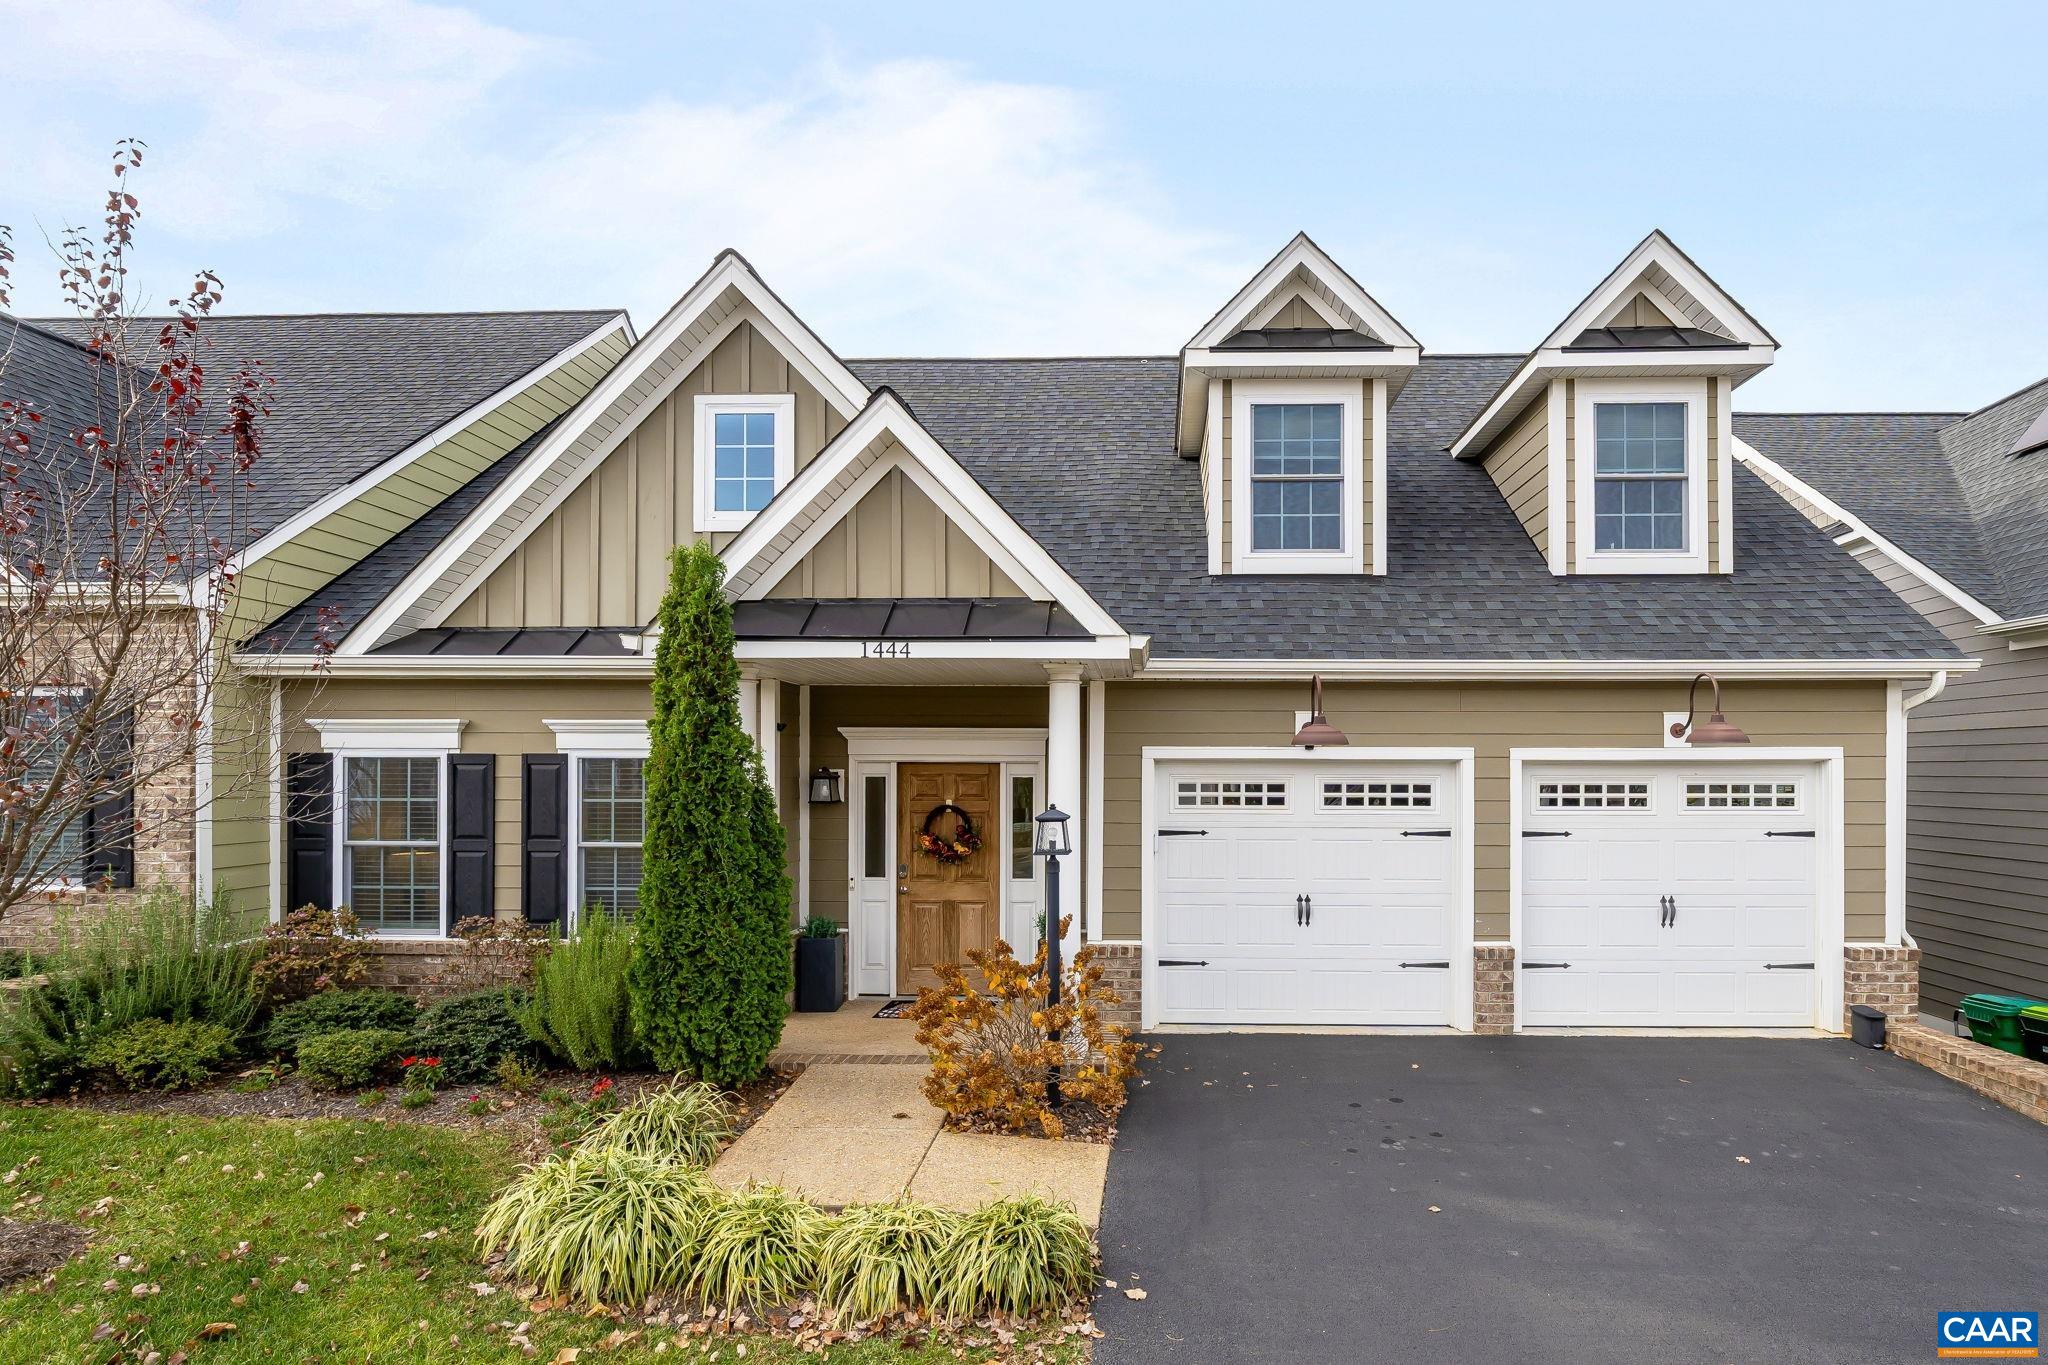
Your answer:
3,0 -> 2044,411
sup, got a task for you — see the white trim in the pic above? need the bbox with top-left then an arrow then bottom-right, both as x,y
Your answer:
1735,437 -> 2005,626
237,636 -> 1144,676
267,680 -> 283,923
1571,377 -> 1710,575
1137,745 -> 1477,1033
797,684 -> 812,924
332,749 -> 451,940
1136,657 -> 1969,682
343,252 -> 868,649
231,316 -> 631,574
1885,679 -> 1906,945
1228,379 -> 1367,575
1369,378 -> 1388,576
1904,669 -> 1948,710
193,607 -> 215,906
1046,665 -> 1084,961
311,718 -> 467,754
560,751 -> 650,932
1205,381 -> 1224,575
721,390 -> 1123,637
1545,380 -> 1568,575
1508,746 -> 1845,1032
1246,284 -> 1347,330
693,392 -> 796,533
758,679 -> 780,803
1085,678 -> 1106,943
1187,234 -> 1423,352
1715,376 -> 1734,574
544,718 -> 652,757
738,638 -> 1131,663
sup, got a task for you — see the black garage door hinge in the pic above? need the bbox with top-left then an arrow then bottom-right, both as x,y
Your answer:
1402,829 -> 1453,838
1522,829 -> 1572,838
1765,830 -> 1816,838
1522,961 -> 1572,969
1399,960 -> 1450,969
1158,959 -> 1210,967
1763,961 -> 1815,970
1157,828 -> 1209,838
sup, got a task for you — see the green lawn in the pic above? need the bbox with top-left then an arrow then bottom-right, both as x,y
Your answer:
0,1108 -> 1090,1362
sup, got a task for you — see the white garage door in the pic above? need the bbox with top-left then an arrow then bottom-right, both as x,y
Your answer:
1153,761 -> 1460,1026
1520,764 -> 1822,1028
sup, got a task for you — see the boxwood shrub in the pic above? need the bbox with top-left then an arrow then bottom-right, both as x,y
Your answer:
407,989 -> 538,1084
296,1027 -> 408,1090
81,1018 -> 239,1091
262,988 -> 419,1058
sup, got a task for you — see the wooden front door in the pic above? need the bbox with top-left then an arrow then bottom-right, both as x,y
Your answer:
897,762 -> 1001,994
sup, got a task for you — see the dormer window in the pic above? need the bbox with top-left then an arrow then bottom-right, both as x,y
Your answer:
695,393 -> 795,532
1251,403 -> 1343,551
1573,378 -> 1708,574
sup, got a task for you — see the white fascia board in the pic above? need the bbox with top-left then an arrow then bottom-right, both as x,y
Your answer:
737,637 -> 1132,662
1184,347 -> 1422,378
1980,613 -> 2048,648
338,252 -> 869,653
544,717 -> 651,756
233,652 -> 654,678
310,717 -> 466,752
720,392 -> 1125,638
232,314 -> 631,575
1451,346 -> 1775,460
1185,232 -> 1423,352
1538,230 -> 1777,352
1137,657 -> 1976,682
1735,437 -> 2005,627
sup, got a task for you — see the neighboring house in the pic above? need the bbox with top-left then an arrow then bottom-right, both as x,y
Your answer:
7,233 -> 1968,1036
1739,378 -> 2048,1022
0,307 -> 633,946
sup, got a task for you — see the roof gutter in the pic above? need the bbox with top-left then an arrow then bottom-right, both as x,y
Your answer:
1979,613 -> 2048,649
1136,657 -> 1975,683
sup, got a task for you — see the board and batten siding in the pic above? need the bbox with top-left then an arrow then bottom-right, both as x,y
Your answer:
1099,680 -> 1889,944
762,465 -> 1026,599
1483,395 -> 1550,558
1846,543 -> 2048,1016
444,320 -> 847,628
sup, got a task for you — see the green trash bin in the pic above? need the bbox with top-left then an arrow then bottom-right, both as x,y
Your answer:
1957,994 -> 2043,1056
2020,1006 -> 2048,1065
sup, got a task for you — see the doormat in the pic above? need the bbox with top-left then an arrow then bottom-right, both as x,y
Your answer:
872,999 -> 918,1019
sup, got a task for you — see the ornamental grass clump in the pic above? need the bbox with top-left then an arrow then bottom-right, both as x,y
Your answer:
909,918 -> 1142,1137
932,1196 -> 1095,1321
475,1146 -> 716,1306
813,1200 -> 959,1323
579,1078 -> 732,1167
688,1185 -> 831,1311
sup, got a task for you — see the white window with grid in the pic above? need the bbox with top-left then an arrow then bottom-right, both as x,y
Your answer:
578,757 -> 646,920
1683,779 -> 1799,811
1321,779 -> 1435,809
1534,780 -> 1651,811
1173,778 -> 1289,810
341,755 -> 444,936
693,393 -> 796,532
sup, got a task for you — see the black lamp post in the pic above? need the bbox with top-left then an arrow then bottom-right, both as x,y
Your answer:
1034,804 -> 1073,1110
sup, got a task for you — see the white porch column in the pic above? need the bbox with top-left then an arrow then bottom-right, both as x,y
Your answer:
738,667 -> 761,747
757,678 -> 780,800
1046,664 -> 1084,960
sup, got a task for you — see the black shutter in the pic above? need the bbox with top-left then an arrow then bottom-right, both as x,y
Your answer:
521,753 -> 568,925
80,706 -> 136,889
285,753 -> 333,911
447,753 -> 496,927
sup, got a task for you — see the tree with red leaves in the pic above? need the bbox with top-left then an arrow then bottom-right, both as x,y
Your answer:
0,142 -> 279,925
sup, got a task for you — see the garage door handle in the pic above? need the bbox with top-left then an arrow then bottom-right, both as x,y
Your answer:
1763,961 -> 1815,970
1523,961 -> 1572,969
1304,894 -> 1312,926
1158,828 -> 1209,837
1402,829 -> 1452,838
1158,959 -> 1210,967
1765,830 -> 1816,838
1522,829 -> 1571,838
1660,894 -> 1673,928
1295,894 -> 1304,926
1399,960 -> 1450,969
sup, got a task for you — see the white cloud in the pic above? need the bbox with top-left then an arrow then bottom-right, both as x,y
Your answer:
466,58 -> 1245,354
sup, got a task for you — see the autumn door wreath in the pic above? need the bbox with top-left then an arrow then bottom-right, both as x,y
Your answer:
915,803 -> 983,864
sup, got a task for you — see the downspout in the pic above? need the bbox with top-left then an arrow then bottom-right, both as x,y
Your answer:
1904,669 -> 1948,711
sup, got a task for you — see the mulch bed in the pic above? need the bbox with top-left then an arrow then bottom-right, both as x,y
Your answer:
57,1065 -> 800,1162
942,1100 -> 1120,1145
0,1214 -> 91,1290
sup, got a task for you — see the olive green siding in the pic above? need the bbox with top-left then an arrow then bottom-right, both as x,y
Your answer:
445,320 -> 846,627
1100,679 -> 1889,943
761,466 -> 1025,599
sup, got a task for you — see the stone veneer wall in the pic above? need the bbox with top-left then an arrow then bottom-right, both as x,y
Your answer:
1091,942 -> 1141,1035
1843,944 -> 1920,1029
1474,944 -> 1515,1034
1888,1020 -> 2047,1126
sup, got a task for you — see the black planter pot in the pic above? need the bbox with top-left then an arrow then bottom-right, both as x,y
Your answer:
794,934 -> 843,1013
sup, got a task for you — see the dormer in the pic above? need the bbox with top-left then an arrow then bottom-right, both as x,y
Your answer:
1450,231 -> 1776,576
1179,234 -> 1421,575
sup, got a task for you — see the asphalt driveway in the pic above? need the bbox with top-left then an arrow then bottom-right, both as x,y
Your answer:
1092,1035 -> 2047,1364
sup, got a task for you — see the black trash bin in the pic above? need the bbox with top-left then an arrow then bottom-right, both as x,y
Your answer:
1849,1004 -> 1887,1049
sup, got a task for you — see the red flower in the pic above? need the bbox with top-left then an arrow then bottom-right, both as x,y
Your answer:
422,1057 -> 441,1067
399,1056 -> 418,1067
590,1077 -> 615,1097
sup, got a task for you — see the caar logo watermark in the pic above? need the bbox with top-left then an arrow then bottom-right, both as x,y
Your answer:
1938,1312 -> 2038,1358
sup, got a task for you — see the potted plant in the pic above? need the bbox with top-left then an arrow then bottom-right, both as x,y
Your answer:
794,916 -> 844,1013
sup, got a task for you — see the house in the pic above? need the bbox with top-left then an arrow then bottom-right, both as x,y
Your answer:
8,232 -> 1966,1034
1739,376 -> 2048,1023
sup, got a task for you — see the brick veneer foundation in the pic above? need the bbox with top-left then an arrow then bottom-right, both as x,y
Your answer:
1474,943 -> 1515,1034
1887,1019 -> 2048,1126
1843,944 -> 1920,1030
1090,942 -> 1142,1034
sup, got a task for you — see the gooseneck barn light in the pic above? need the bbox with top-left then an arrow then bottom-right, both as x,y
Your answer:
1670,673 -> 1751,746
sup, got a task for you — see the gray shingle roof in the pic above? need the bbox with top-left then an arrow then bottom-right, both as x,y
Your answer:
26,310 -> 619,542
1738,376 -> 2048,619
851,355 -> 1958,661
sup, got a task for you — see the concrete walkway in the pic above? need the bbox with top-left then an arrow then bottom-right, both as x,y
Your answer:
715,1002 -> 1110,1224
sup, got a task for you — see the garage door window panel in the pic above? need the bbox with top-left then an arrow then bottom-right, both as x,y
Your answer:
1322,779 -> 1434,810
1683,779 -> 1800,811
1173,778 -> 1288,810
1534,779 -> 1651,811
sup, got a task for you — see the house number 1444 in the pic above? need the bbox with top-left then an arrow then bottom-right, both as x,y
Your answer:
861,641 -> 912,658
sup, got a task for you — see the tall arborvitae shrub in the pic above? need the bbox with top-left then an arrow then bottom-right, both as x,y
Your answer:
628,542 -> 793,1084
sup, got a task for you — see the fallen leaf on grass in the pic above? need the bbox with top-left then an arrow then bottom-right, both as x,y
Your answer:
470,1283 -> 498,1297
291,1281 -> 309,1294
198,1323 -> 236,1339
550,1350 -> 580,1364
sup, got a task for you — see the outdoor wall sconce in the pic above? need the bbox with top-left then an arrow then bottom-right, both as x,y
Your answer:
1290,674 -> 1350,749
1670,672 -> 1751,745
807,767 -> 845,804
